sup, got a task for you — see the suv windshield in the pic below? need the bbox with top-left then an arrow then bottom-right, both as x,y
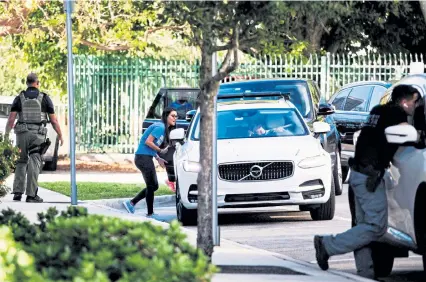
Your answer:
193,108 -> 308,140
219,81 -> 313,119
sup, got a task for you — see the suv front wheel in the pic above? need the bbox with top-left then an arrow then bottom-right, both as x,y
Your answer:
310,176 -> 335,221
333,149 -> 343,196
176,179 -> 197,226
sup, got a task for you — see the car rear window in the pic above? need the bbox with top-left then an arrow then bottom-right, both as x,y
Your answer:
368,86 -> 387,111
151,89 -> 199,120
343,85 -> 373,112
166,90 -> 198,119
329,88 -> 351,110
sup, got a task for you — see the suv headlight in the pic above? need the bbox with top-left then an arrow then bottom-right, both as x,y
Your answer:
183,161 -> 201,173
298,154 -> 328,169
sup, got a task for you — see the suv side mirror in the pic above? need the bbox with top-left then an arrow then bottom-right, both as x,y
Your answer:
186,110 -> 196,122
385,124 -> 418,144
313,121 -> 331,134
170,128 -> 185,141
318,103 -> 335,116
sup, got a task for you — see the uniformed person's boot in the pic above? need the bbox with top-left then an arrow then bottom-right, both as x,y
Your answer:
26,195 -> 43,203
12,193 -> 22,201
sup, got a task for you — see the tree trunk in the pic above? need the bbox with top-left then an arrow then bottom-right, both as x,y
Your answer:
197,43 -> 220,258
306,14 -> 324,53
327,40 -> 342,54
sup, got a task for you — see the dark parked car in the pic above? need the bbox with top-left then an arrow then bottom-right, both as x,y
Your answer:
218,79 -> 344,196
143,87 -> 199,181
327,81 -> 392,181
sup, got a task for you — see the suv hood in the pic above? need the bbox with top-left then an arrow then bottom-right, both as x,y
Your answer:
186,135 -> 324,163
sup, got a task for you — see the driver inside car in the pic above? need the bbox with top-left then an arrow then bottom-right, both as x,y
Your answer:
248,115 -> 291,137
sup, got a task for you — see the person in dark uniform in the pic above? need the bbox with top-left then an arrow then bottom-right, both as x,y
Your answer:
313,84 -> 420,279
5,73 -> 64,203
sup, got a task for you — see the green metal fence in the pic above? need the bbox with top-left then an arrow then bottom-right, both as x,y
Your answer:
73,56 -> 199,153
73,52 -> 424,153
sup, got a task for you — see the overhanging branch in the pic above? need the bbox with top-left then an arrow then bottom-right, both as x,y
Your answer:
0,27 -> 20,36
211,22 -> 240,82
79,38 -> 130,51
144,24 -> 187,40
212,44 -> 232,52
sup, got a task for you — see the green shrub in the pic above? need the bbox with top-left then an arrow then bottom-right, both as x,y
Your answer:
0,226 -> 44,282
0,133 -> 19,198
0,208 -> 38,246
0,207 -> 216,282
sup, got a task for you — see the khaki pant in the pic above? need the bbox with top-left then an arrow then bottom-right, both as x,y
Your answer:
12,125 -> 46,197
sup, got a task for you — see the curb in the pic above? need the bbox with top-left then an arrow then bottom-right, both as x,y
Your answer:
88,195 -> 176,211
219,238 -> 374,282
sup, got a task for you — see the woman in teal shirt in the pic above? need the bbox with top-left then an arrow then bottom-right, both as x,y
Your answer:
123,107 -> 177,216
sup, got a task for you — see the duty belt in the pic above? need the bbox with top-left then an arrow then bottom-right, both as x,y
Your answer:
16,121 -> 46,126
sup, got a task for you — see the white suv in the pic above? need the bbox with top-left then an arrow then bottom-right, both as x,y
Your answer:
170,98 -> 336,225
351,74 -> 426,277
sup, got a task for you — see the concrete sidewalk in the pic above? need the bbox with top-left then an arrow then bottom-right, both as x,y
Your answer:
0,187 -> 373,282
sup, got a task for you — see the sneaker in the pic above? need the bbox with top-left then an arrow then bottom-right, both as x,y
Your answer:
165,179 -> 176,192
314,235 -> 329,271
26,195 -> 43,203
13,193 -> 22,201
123,200 -> 135,214
146,213 -> 159,218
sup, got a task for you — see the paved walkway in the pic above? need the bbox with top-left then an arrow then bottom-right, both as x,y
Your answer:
1,182 -> 373,281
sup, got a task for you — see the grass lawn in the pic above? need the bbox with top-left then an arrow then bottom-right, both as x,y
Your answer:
38,182 -> 174,201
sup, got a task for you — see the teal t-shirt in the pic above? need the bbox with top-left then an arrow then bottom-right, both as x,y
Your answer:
135,122 -> 165,156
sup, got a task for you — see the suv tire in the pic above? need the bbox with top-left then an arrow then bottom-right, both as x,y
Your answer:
333,149 -> 343,196
310,176 -> 335,221
176,178 -> 197,226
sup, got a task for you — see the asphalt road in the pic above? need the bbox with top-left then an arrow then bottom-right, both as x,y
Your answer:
150,184 -> 424,282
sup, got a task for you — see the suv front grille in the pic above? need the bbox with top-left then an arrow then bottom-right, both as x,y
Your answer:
225,192 -> 290,202
218,161 -> 293,181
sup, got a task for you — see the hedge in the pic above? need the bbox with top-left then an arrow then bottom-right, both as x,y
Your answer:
0,207 -> 216,281
0,133 -> 19,198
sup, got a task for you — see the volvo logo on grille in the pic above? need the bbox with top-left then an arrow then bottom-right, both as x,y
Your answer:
249,165 -> 263,178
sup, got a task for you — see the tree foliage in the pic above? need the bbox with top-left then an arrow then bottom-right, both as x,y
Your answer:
260,1 -> 426,55
0,0 -> 192,96
0,37 -> 32,96
0,133 -> 19,199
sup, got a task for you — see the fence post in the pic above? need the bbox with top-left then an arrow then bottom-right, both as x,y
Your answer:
320,55 -> 327,99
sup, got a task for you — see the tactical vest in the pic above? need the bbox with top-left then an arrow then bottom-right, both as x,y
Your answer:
17,91 -> 48,124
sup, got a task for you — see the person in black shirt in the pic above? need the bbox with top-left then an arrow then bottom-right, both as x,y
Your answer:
313,84 -> 420,279
5,73 -> 64,203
